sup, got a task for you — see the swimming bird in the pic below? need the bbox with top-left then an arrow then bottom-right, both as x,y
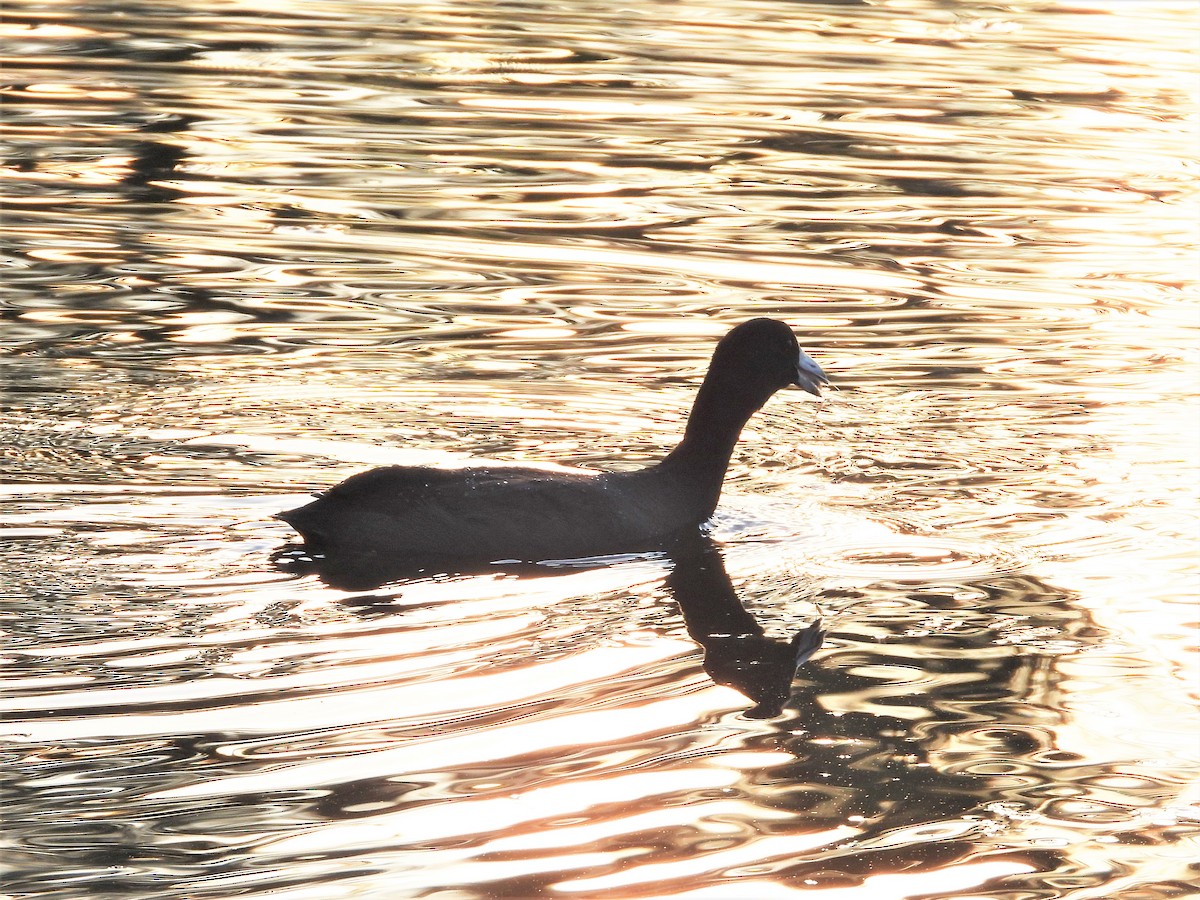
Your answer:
277,318 -> 828,564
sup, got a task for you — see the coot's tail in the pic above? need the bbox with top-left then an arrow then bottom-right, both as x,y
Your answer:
275,499 -> 328,550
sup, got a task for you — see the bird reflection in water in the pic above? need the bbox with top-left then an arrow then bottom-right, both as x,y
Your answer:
666,538 -> 824,718
274,535 -> 824,719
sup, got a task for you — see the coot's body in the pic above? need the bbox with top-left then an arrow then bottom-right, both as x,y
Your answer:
282,464 -> 701,562
278,318 -> 827,562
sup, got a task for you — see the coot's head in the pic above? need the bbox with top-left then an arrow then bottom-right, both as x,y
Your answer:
712,318 -> 829,397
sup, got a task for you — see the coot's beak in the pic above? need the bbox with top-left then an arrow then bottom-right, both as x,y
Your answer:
793,349 -> 830,396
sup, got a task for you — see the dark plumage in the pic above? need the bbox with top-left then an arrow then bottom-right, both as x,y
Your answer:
277,318 -> 828,563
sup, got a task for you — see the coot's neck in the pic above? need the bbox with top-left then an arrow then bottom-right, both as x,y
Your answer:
656,367 -> 778,512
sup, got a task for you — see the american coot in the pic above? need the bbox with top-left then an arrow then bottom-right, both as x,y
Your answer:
278,318 -> 828,562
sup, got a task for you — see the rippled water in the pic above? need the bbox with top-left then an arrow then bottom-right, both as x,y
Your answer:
3,0 -> 1198,897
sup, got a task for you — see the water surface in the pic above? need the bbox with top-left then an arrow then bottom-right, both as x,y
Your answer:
2,1 -> 1198,898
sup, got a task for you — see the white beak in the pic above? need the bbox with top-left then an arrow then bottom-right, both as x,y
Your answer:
793,349 -> 830,396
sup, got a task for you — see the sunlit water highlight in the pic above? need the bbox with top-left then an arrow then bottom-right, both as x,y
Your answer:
2,0 -> 1198,898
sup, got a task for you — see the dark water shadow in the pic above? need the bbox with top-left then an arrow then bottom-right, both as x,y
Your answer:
663,538 -> 824,718
272,535 -> 824,718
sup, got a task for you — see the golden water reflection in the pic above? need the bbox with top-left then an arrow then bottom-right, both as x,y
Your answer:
2,0 -> 1198,897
